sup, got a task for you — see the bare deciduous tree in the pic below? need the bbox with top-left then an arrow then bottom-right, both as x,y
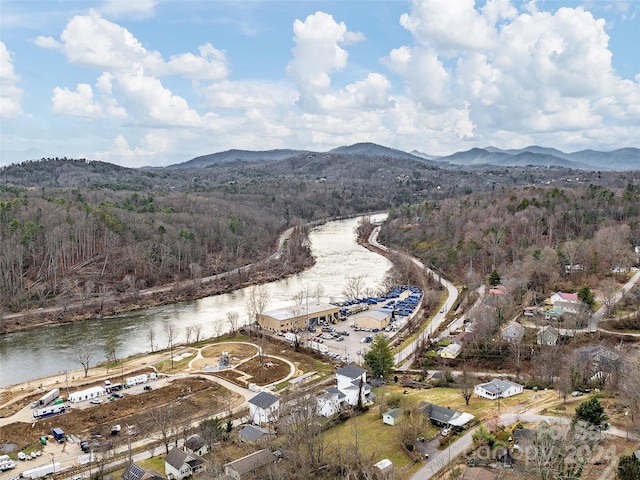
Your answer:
70,343 -> 96,377
163,323 -> 179,369
147,328 -> 156,353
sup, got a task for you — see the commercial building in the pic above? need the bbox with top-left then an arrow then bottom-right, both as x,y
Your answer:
257,302 -> 339,332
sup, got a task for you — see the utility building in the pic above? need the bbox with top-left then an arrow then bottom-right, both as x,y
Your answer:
257,302 -> 339,332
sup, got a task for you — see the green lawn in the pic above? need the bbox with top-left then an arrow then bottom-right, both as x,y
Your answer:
323,408 -> 424,479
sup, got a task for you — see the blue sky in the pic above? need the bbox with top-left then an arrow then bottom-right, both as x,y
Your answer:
1,0 -> 639,168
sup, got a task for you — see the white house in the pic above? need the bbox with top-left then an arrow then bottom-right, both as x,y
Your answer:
549,291 -> 581,314
68,386 -> 106,403
474,379 -> 523,400
248,391 -> 280,426
335,364 -> 370,407
164,448 -> 205,480
316,386 -> 345,417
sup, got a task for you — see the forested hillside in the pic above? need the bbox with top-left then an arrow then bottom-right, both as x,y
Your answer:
1,156 -> 637,331
380,183 -> 640,303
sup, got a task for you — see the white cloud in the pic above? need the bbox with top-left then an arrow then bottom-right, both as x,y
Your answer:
52,81 -> 127,119
0,42 -> 23,119
286,11 -> 364,111
94,133 -> 170,168
58,9 -> 155,70
34,36 -> 61,49
399,0 -> 498,54
386,0 -> 640,150
201,80 -> 296,110
114,69 -> 202,127
165,43 -> 229,81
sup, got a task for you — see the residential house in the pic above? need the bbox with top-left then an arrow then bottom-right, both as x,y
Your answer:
439,343 -> 462,359
575,346 -> 621,385
544,306 -> 564,321
164,448 -> 206,480
335,364 -> 371,407
474,379 -> 523,400
502,322 -> 525,343
316,386 -> 345,417
453,331 -> 473,346
550,291 -> 581,314
123,463 -> 166,480
184,434 -> 208,456
238,425 -> 275,444
248,391 -> 280,426
512,427 -> 535,446
537,325 -> 559,346
418,403 -> 474,430
382,408 -> 403,426
223,448 -> 276,480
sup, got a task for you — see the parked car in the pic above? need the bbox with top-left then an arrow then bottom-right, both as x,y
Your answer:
571,391 -> 583,397
112,392 -> 124,399
143,385 -> 153,391
89,398 -> 103,404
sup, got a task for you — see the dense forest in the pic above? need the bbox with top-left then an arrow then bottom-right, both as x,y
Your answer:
1,155 -> 638,331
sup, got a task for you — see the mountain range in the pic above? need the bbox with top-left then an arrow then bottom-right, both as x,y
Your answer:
168,143 -> 639,171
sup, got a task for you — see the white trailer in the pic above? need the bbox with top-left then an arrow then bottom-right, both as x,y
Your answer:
125,374 -> 148,387
37,388 -> 60,407
68,386 -> 106,403
307,341 -> 328,353
21,461 -> 60,479
284,332 -> 300,343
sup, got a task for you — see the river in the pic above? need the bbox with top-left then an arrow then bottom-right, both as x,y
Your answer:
0,215 -> 391,388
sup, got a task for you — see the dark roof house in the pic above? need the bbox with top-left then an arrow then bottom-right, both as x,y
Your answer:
248,391 -> 279,409
223,448 -> 276,480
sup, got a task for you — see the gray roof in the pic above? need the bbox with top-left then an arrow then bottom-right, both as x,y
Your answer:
477,379 -> 522,395
238,425 -> 274,443
419,402 -> 457,424
185,434 -> 204,451
326,386 -> 346,399
384,408 -> 403,419
165,448 -> 189,470
248,391 -> 279,409
224,448 -> 276,475
336,364 -> 366,379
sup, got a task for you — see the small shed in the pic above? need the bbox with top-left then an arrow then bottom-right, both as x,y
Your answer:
373,458 -> 394,479
382,408 -> 403,426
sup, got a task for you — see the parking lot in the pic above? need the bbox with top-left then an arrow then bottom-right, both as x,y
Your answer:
297,286 -> 422,364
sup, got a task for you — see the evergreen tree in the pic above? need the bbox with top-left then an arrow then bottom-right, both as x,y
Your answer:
574,397 -> 608,428
578,285 -> 595,311
617,453 -> 640,480
364,334 -> 395,379
488,269 -> 501,287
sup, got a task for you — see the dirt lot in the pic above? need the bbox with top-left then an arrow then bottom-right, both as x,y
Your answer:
0,376 -> 240,454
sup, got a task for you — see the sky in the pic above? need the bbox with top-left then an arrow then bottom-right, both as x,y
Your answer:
0,0 -> 639,168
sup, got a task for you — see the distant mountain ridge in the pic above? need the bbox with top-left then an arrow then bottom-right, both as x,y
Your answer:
166,143 -> 639,171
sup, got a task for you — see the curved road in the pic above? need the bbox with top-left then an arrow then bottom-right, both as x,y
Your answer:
367,226 -> 459,366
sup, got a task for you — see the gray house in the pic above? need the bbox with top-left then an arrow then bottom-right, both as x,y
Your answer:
502,322 -> 525,343
537,325 -> 559,346
238,424 -> 275,444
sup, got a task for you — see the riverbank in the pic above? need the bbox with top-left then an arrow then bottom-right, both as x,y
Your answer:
1,232 -> 315,336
